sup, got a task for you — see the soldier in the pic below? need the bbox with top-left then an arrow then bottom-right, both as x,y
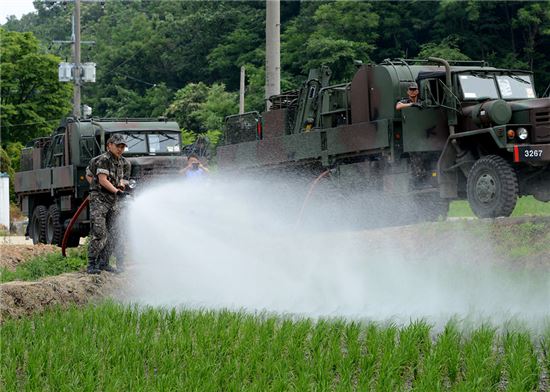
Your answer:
396,82 -> 422,111
87,134 -> 131,274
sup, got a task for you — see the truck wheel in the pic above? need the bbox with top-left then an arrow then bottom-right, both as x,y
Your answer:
30,205 -> 47,244
46,205 -> 63,246
467,155 -> 518,218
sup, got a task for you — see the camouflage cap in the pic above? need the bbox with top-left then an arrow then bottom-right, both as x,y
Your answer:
107,134 -> 127,145
408,82 -> 418,89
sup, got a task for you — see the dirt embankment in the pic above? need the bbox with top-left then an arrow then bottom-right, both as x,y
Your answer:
0,272 -> 125,322
0,244 -> 58,271
1,244 -> 126,322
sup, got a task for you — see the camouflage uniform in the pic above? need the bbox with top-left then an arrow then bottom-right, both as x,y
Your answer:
87,143 -> 130,272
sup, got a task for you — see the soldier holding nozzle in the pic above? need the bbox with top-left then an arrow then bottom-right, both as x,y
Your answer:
396,81 -> 422,111
86,134 -> 131,274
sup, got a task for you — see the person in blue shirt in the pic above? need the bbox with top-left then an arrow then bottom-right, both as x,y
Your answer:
182,154 -> 209,179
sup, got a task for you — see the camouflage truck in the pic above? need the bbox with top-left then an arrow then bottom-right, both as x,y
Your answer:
14,117 -> 185,246
218,58 -> 550,222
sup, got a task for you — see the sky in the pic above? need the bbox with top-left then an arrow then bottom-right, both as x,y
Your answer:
1,0 -> 36,24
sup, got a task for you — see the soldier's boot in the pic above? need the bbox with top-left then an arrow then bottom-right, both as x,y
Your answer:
87,257 -> 101,274
97,258 -> 117,273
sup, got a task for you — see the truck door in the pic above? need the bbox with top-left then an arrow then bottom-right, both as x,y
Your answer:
401,78 -> 449,153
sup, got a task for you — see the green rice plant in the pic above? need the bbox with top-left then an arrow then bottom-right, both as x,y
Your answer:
355,323 -> 379,389
503,331 -> 539,391
396,320 -> 432,384
0,247 -> 87,283
454,324 -> 502,391
373,323 -> 401,391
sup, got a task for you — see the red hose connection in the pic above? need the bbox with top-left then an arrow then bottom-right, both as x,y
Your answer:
61,196 -> 89,257
295,170 -> 331,228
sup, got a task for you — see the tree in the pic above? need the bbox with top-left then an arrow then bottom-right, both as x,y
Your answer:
99,83 -> 173,118
417,36 -> 470,61
166,82 -> 238,150
282,1 -> 379,81
513,2 -> 550,70
195,83 -> 238,131
0,28 -> 72,145
165,82 -> 210,131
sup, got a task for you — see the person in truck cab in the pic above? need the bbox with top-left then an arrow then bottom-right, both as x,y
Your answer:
396,82 -> 422,111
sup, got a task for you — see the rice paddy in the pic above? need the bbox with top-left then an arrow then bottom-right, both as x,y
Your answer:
1,301 -> 548,391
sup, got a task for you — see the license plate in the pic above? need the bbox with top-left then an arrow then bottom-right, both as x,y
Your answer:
514,145 -> 550,162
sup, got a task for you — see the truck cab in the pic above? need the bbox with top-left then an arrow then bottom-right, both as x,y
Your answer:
15,117 -> 185,246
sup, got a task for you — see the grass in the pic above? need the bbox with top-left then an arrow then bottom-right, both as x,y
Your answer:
422,218 -> 550,261
0,247 -> 87,283
449,196 -> 550,218
1,301 -> 548,391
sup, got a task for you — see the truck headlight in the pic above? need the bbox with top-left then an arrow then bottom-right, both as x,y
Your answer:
517,127 -> 528,140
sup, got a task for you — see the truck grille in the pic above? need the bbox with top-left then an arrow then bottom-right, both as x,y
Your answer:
533,109 -> 550,143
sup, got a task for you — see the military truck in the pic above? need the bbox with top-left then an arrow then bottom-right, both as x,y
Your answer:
14,117 -> 185,246
218,58 -> 550,222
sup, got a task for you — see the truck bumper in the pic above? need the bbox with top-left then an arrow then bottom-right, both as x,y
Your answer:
513,144 -> 550,162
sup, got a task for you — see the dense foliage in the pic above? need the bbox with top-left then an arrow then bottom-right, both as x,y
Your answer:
2,301 -> 549,390
2,0 -> 549,141
0,28 -> 72,145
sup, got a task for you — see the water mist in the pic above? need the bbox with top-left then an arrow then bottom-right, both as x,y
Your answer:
124,176 -> 550,329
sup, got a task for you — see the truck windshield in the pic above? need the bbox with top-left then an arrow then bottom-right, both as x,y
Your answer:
147,133 -> 180,153
123,132 -> 181,154
459,73 -> 535,100
496,75 -> 535,99
459,74 -> 499,100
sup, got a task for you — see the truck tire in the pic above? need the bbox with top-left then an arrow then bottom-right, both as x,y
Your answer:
30,205 -> 47,244
46,204 -> 63,246
467,155 -> 518,218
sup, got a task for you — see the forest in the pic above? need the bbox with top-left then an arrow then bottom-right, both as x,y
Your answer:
1,0 -> 550,169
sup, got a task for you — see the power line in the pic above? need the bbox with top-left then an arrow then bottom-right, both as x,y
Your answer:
113,70 -> 157,87
1,119 -> 60,128
102,43 -> 149,77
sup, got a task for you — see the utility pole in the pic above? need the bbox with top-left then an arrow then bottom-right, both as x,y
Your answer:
239,66 -> 245,114
265,0 -> 280,111
53,0 -> 97,119
73,0 -> 81,118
